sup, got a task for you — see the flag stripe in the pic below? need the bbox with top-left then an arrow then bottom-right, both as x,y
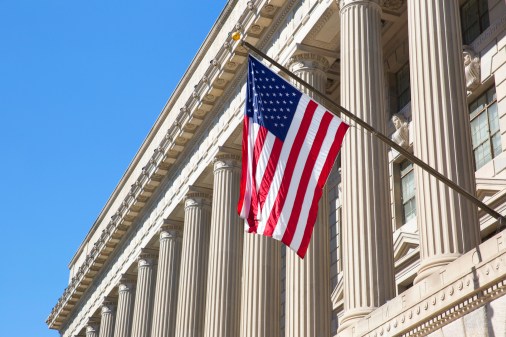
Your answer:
296,120 -> 350,257
263,100 -> 318,236
247,125 -> 269,228
257,136 -> 283,210
238,115 -> 250,217
281,111 -> 334,246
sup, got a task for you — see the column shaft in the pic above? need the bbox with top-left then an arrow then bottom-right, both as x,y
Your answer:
240,235 -> 281,337
131,251 -> 158,337
407,0 -> 480,283
151,223 -> 183,337
99,302 -> 115,337
203,152 -> 244,337
339,0 -> 395,329
113,277 -> 136,337
175,190 -> 212,337
284,53 -> 332,337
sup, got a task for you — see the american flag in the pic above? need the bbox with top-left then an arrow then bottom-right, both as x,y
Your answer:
237,56 -> 349,258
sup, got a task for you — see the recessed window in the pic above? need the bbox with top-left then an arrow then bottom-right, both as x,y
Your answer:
400,161 -> 416,224
396,63 -> 411,111
470,86 -> 500,170
461,0 -> 490,45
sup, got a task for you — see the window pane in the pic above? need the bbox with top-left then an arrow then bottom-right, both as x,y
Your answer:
489,103 -> 499,133
492,133 -> 502,158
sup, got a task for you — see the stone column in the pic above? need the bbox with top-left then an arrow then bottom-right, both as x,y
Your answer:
175,187 -> 212,337
339,0 -> 396,329
407,0 -> 480,283
240,235 -> 281,337
151,220 -> 183,337
283,53 -> 332,337
203,149 -> 244,337
99,300 -> 115,337
113,275 -> 136,337
131,250 -> 158,337
86,323 -> 99,337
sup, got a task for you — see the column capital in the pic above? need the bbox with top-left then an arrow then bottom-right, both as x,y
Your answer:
138,248 -> 158,267
288,53 -> 330,73
101,298 -> 116,315
86,322 -> 99,333
339,0 -> 382,11
118,274 -> 136,292
160,219 -> 184,240
213,147 -> 241,172
185,185 -> 212,209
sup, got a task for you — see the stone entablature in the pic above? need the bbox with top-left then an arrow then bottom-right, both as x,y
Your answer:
338,231 -> 506,337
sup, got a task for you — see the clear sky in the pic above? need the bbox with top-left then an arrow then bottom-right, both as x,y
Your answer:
0,0 -> 226,335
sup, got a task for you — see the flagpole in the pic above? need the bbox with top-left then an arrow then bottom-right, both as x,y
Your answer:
240,39 -> 506,229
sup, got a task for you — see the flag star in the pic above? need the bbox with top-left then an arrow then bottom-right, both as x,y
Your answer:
285,93 -> 290,97
272,93 -> 277,97
267,108 -> 271,112
269,85 -> 273,89
271,77 -> 276,81
289,101 -> 293,104
283,115 -> 287,119
279,108 -> 284,112
281,85 -> 286,89
255,70 -> 259,74
292,93 -> 297,96
261,70 -> 265,73
276,100 -> 280,104
272,108 -> 277,112
262,85 -> 266,89
274,123 -> 278,127
281,123 -> 284,127
269,100 -> 273,104
259,78 -> 263,81
283,100 -> 287,104
266,93 -> 270,97
275,85 -> 279,89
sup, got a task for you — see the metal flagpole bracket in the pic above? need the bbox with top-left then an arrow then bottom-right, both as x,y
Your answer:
239,39 -> 506,230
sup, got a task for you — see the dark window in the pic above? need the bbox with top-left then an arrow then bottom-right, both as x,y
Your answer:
461,0 -> 490,44
470,86 -> 501,170
396,63 -> 411,111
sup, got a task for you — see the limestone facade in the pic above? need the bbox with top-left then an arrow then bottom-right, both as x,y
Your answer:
47,0 -> 506,336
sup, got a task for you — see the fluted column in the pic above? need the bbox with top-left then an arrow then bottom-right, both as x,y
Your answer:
283,53 -> 331,337
407,0 -> 480,283
99,300 -> 115,337
131,250 -> 158,337
86,323 -> 99,337
240,235 -> 281,337
113,275 -> 136,337
339,0 -> 395,329
175,187 -> 212,337
203,149 -> 244,337
151,220 -> 183,337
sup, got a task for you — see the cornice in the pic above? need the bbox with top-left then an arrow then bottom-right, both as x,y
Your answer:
47,0 -> 295,330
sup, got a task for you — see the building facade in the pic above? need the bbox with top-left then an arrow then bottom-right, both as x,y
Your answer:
47,0 -> 506,336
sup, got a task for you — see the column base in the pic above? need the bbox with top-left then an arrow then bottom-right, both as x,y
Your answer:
337,307 -> 376,332
414,253 -> 461,284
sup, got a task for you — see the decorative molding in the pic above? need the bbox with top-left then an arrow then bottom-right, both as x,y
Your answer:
391,114 -> 409,149
289,53 -> 330,72
463,46 -> 481,95
338,232 -> 506,337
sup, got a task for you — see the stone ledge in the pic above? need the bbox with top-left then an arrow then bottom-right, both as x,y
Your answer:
337,231 -> 506,337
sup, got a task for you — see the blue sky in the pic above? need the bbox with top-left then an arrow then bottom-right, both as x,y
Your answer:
0,1 -> 226,335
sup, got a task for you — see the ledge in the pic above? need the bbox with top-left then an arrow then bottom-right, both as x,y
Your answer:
336,230 -> 506,337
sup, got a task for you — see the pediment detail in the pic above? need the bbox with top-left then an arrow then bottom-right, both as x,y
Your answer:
393,231 -> 419,261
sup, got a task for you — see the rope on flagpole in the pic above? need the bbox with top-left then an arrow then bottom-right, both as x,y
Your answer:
238,37 -> 506,231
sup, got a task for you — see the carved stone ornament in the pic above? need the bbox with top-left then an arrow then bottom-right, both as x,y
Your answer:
391,114 -> 409,149
288,53 -> 330,73
463,46 -> 481,94
382,0 -> 404,11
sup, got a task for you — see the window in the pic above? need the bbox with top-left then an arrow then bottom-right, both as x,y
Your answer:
396,63 -> 411,111
400,161 -> 416,223
470,87 -> 500,170
461,0 -> 490,45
